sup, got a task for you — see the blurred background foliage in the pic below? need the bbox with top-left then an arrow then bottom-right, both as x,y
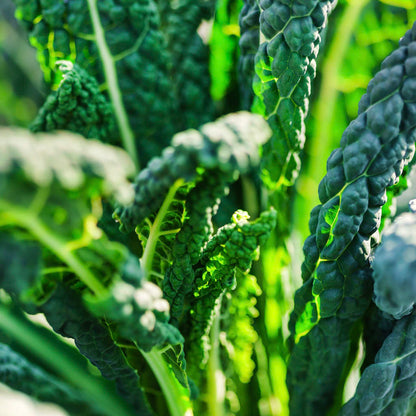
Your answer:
0,1 -> 42,127
1,0 -> 416,415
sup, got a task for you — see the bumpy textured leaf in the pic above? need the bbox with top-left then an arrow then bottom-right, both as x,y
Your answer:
40,284 -> 152,416
0,343 -> 104,416
340,311 -> 416,416
221,272 -> 262,383
30,62 -> 117,143
164,174 -> 230,322
287,23 -> 416,416
373,212 -> 416,319
115,112 -> 271,232
253,0 -> 337,189
114,113 -> 270,327
87,276 -> 184,353
154,113 -> 271,322
238,0 -> 260,110
13,0 -> 178,164
184,210 -> 276,379
157,0 -> 215,129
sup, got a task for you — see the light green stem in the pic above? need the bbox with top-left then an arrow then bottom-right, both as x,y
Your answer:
206,300 -> 225,416
295,0 -> 370,238
0,303 -> 133,416
86,0 -> 139,171
141,348 -> 193,416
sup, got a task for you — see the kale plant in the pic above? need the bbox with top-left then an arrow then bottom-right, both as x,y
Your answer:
1,1 -> 416,416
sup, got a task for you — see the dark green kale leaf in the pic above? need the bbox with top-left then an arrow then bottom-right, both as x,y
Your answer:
287,23 -> 416,416
31,61 -> 117,144
115,112 -> 271,233
238,0 -> 260,110
157,0 -> 216,130
340,311 -> 416,416
13,0 -> 179,166
40,284 -> 152,416
0,343 -> 106,416
113,113 -> 272,392
183,209 -> 276,382
253,0 -> 337,189
114,113 -> 271,322
164,174 -> 229,323
252,0 -> 338,276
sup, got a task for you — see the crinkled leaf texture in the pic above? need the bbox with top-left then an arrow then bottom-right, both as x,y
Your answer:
115,111 -> 271,232
340,310 -> 416,416
13,0 -> 215,166
114,112 -> 273,389
287,22 -> 416,416
254,0 -> 337,189
183,209 -> 276,384
31,62 -> 118,144
115,111 -> 271,322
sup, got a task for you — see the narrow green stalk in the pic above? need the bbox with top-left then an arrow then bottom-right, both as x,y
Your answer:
140,348 -> 193,416
86,0 -> 139,171
0,303 -> 134,416
295,0 -> 370,238
0,201 -> 107,297
255,339 -> 281,416
206,301 -> 225,416
141,179 -> 184,279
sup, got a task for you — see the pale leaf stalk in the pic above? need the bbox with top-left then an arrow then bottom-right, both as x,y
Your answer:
86,0 -> 139,171
206,299 -> 226,416
140,347 -> 194,416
